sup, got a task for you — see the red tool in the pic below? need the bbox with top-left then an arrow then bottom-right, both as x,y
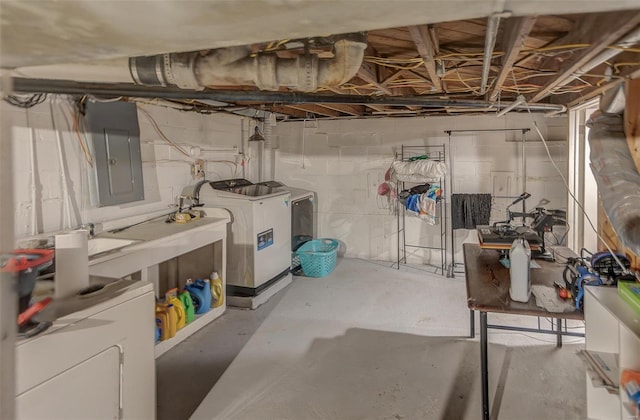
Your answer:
17,297 -> 52,326
2,249 -> 54,336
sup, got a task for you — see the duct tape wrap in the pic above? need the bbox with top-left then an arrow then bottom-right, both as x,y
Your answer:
588,113 -> 640,255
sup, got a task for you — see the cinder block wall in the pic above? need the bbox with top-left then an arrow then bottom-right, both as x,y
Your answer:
272,114 -> 568,265
5,99 -> 246,240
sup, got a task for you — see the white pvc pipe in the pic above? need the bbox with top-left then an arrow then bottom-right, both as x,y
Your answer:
25,109 -> 38,235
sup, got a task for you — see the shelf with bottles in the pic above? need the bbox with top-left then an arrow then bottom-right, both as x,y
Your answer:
152,241 -> 227,358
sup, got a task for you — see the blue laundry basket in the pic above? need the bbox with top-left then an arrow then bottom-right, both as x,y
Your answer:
296,238 -> 339,278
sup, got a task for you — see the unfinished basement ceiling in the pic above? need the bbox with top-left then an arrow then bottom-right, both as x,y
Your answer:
3,2 -> 640,119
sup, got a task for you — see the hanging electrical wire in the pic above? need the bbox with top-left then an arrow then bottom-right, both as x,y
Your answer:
64,99 -> 95,167
4,93 -> 47,108
138,107 -> 191,158
508,69 -> 630,274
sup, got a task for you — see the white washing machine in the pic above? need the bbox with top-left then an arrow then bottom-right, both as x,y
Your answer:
194,179 -> 291,296
16,278 -> 155,420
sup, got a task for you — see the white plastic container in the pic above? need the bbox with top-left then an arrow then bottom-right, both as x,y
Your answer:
509,238 -> 531,302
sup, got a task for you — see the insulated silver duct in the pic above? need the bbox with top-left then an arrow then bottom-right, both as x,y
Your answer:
588,93 -> 640,255
128,34 -> 367,92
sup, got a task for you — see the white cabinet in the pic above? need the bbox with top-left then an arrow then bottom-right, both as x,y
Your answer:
16,280 -> 155,420
585,286 -> 640,419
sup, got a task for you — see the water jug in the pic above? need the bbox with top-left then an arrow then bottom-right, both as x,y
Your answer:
185,279 -> 212,315
210,272 -> 224,308
178,290 -> 195,324
509,238 -> 531,302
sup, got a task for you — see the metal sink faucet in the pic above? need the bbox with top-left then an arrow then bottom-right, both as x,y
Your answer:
77,223 -> 96,239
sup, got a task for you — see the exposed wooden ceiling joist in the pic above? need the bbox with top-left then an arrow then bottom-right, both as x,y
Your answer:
488,16 -> 537,101
566,67 -> 640,108
380,69 -> 405,87
528,11 -> 640,103
268,105 -> 308,118
285,104 -> 342,117
357,61 -> 392,95
319,103 -> 365,116
408,25 -> 442,92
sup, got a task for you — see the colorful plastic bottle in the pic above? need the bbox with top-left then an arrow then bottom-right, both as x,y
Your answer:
179,289 -> 195,323
156,303 -> 177,339
155,308 -> 170,341
167,296 -> 186,330
185,279 -> 212,315
210,272 -> 224,308
166,304 -> 177,337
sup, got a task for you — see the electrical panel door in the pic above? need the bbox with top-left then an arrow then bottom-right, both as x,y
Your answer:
86,101 -> 145,206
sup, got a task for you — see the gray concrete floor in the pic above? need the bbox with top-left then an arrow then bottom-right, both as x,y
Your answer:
156,258 -> 586,420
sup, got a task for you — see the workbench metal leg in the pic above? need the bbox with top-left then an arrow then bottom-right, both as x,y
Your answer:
556,318 -> 562,348
480,311 -> 489,420
470,309 -> 475,338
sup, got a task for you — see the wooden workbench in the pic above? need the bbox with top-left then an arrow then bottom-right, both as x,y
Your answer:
463,243 -> 584,420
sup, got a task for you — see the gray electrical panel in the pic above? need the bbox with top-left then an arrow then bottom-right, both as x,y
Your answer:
85,101 -> 145,206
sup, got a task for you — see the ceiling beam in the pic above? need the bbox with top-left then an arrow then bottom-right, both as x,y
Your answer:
267,105 -> 308,119
319,103 -> 365,116
528,11 -> 640,103
285,104 -> 342,117
365,104 -> 388,113
356,62 -> 393,95
488,16 -> 537,101
408,25 -> 442,92
11,78 -> 566,113
380,69 -> 405,87
566,67 -> 640,108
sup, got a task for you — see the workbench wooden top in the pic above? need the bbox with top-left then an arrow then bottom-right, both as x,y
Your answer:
463,243 -> 584,320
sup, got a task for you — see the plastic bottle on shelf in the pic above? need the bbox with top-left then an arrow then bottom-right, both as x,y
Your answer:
167,296 -> 186,330
185,279 -> 212,315
155,305 -> 173,341
210,272 -> 224,308
178,289 -> 195,324
156,302 -> 177,339
165,288 -> 186,330
155,310 -> 167,341
165,303 -> 177,338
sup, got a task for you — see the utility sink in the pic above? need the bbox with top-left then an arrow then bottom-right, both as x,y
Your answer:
87,238 -> 139,257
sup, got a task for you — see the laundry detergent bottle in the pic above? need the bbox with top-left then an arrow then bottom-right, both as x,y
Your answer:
178,289 -> 195,324
509,237 -> 531,302
210,272 -> 224,308
167,296 -> 186,330
185,279 -> 212,315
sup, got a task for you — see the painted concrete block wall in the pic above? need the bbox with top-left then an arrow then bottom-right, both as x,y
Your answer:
5,98 -> 246,240
272,114 -> 568,266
